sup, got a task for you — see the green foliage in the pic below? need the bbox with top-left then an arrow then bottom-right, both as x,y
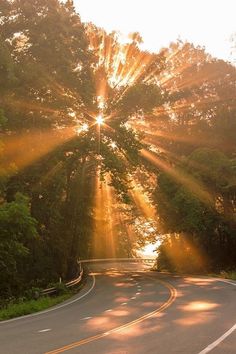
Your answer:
23,287 -> 41,301
219,270 -> 236,280
187,148 -> 233,189
53,282 -> 68,295
154,148 -> 236,272
0,193 -> 38,297
0,0 -> 95,129
157,235 -> 207,273
0,293 -> 72,321
0,109 -> 7,128
155,173 -> 217,236
0,0 -> 235,301
117,83 -> 164,115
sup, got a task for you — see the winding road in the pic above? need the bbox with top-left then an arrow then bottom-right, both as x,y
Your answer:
0,261 -> 235,354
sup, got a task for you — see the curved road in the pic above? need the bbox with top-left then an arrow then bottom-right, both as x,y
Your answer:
0,262 -> 235,354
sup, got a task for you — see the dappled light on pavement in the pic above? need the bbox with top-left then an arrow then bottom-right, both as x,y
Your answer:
179,301 -> 220,312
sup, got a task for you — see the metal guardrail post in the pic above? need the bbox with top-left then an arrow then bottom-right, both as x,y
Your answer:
41,258 -> 155,296
41,261 -> 83,296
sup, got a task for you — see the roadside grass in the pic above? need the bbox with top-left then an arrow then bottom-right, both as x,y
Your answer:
154,267 -> 236,281
207,271 -> 236,281
218,271 -> 236,281
0,292 -> 72,321
0,270 -> 88,321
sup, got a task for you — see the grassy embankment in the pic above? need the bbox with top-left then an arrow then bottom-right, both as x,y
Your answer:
155,266 -> 236,280
0,292 -> 73,321
218,271 -> 236,280
0,277 -> 87,321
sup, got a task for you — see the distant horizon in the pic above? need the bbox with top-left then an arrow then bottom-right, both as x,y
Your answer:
75,0 -> 235,64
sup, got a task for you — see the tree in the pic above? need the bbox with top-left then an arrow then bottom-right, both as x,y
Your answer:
0,193 -> 38,297
154,148 -> 236,272
1,1 -> 236,298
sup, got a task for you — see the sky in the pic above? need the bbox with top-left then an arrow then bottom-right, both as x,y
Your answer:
74,0 -> 236,62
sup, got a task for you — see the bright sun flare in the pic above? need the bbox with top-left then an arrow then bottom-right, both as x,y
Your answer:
96,115 -> 104,126
138,242 -> 160,258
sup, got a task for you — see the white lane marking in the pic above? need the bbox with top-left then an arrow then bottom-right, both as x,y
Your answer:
136,292 -> 141,295
0,275 -> 96,325
82,317 -> 92,320
198,324 -> 236,354
105,309 -> 112,312
131,297 -> 136,300
38,328 -> 51,333
218,279 -> 236,287
121,302 -> 127,305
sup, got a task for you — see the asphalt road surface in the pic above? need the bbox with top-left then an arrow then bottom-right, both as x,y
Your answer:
0,262 -> 235,354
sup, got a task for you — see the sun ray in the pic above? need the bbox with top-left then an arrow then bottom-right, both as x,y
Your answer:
129,179 -> 157,220
141,149 -> 214,206
91,171 -> 117,258
1,127 -> 76,175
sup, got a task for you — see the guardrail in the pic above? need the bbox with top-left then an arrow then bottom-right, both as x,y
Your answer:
41,263 -> 83,296
66,268 -> 84,288
41,258 -> 155,296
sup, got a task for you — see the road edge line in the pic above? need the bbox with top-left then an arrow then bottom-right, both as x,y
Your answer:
198,324 -> 236,354
0,274 -> 96,325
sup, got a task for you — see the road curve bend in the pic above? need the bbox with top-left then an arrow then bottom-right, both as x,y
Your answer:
0,262 -> 235,354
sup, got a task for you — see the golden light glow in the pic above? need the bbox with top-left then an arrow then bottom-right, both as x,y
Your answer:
92,171 -> 117,258
0,127 -> 75,175
78,0 -> 235,62
141,149 -> 214,206
86,25 -> 163,95
129,179 -> 156,219
110,142 -> 117,149
179,301 -> 220,312
75,123 -> 89,135
138,242 -> 160,258
80,123 -> 89,132
96,114 -> 104,126
91,170 -> 142,259
155,234 -> 207,273
5,7 -> 235,269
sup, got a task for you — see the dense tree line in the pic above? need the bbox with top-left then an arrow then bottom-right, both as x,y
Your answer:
147,45 -> 236,272
0,0 -> 163,298
154,148 -> 236,272
0,0 -> 235,300
0,0 -> 96,297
